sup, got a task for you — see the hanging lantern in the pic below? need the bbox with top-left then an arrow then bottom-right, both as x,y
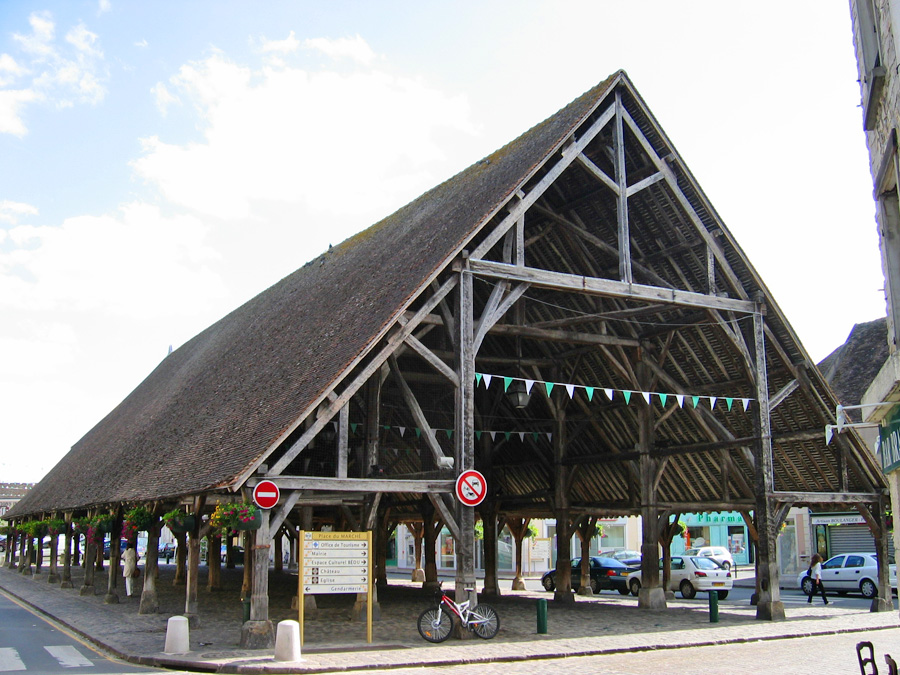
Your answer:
506,379 -> 531,409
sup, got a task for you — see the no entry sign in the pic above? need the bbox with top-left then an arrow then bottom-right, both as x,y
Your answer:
253,480 -> 280,509
455,469 -> 487,507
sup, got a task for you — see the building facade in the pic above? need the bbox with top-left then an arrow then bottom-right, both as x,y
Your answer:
849,0 -> 900,560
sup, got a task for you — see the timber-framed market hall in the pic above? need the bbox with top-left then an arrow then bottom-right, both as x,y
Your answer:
6,71 -> 893,647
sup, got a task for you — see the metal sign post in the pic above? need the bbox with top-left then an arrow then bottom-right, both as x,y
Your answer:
298,530 -> 372,645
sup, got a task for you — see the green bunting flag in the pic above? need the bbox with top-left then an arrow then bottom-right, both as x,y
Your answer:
726,397 -> 733,411
623,390 -> 632,404
503,376 -> 513,392
692,396 -> 700,408
585,386 -> 594,401
475,430 -> 482,440
659,393 -> 668,407
544,382 -> 554,397
476,373 -> 483,386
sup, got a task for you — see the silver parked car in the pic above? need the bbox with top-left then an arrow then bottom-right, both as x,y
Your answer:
797,552 -> 897,599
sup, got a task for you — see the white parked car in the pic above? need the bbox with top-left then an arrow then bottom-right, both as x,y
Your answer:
682,546 -> 735,571
796,552 -> 897,599
627,555 -> 733,599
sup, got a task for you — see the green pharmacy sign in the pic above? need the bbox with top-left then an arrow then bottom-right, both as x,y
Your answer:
879,405 -> 900,473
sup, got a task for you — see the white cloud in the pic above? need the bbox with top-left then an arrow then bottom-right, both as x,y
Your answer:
134,52 -> 475,223
261,31 -> 300,54
0,200 -> 38,224
1,12 -> 107,134
98,0 -> 111,14
0,203 -> 225,319
0,89 -> 38,136
151,81 -> 178,115
135,38 -> 148,49
303,35 -> 376,66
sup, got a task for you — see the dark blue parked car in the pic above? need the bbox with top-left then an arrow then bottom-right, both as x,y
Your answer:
541,556 -> 637,595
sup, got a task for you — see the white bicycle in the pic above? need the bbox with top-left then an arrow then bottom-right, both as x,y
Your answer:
417,590 -> 500,642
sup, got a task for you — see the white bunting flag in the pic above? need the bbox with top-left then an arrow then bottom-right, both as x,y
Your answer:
708,396 -> 717,409
676,394 -> 685,408
483,374 -> 493,389
525,379 -> 535,394
642,392 -> 651,405
566,384 -> 576,399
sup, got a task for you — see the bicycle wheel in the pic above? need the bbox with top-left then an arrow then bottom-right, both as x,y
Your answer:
469,603 -> 499,639
418,607 -> 452,643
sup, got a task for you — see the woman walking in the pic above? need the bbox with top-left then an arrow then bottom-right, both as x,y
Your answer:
807,552 -> 828,604
122,542 -> 139,597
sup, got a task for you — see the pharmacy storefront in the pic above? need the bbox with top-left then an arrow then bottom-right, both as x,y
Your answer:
675,512 -> 751,566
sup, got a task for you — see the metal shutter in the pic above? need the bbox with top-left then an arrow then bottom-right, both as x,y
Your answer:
829,525 -> 875,555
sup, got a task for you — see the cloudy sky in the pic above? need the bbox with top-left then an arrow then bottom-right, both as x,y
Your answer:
0,1 -> 885,482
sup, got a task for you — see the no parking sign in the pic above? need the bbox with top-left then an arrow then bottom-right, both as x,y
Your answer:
455,470 -> 487,507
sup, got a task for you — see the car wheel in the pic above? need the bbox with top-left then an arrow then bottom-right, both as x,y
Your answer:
630,579 -> 641,596
589,578 -> 600,594
800,577 -> 814,596
717,590 -> 728,600
860,579 -> 878,599
618,587 -> 631,596
541,575 -> 555,592
721,561 -> 731,571
680,579 -> 696,599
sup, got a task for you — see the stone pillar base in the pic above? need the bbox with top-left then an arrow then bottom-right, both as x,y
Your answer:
664,590 -> 676,601
240,620 -> 275,649
511,577 -> 526,591
103,593 -> 119,605
138,590 -> 159,614
638,586 -> 667,610
422,580 -> 441,593
351,597 -> 381,621
411,568 -> 425,582
553,589 -> 575,604
870,597 -> 894,613
47,573 -> 59,584
576,585 -> 594,597
79,585 -> 94,596
59,580 -> 73,589
755,600 -> 785,621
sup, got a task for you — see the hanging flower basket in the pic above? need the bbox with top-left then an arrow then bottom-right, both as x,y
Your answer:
46,519 -> 66,537
210,502 -> 260,533
72,517 -> 91,536
162,510 -> 195,533
121,506 -> 153,541
93,514 -> 115,534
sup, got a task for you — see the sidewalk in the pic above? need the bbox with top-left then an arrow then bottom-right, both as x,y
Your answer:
0,563 -> 896,674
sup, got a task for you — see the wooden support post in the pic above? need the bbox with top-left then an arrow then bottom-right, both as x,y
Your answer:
421,498 -> 441,592
60,516 -> 73,589
479,433 -> 500,597
507,518 -> 530,591
47,520 -> 60,584
104,511 -> 122,604
80,535 -> 96,596
860,499 -> 893,612
751,307 -> 785,621
552,393 -> 574,604
637,372 -> 666,610
337,403 -> 349,478
454,259 -> 478,635
241,508 -> 275,648
614,89 -> 632,285
575,516 -> 598,596
173,531 -> 187,585
274,530 -> 283,572
139,517 -> 161,614
208,532 -> 223,590
409,523 -> 425,582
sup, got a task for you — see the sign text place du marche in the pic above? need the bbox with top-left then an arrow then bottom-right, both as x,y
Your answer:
299,531 -> 374,645
301,532 -> 370,594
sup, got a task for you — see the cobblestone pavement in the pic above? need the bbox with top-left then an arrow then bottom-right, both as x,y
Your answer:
0,562 -> 897,674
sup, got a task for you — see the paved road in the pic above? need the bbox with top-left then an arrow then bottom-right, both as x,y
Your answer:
0,592 -> 186,674
354,628 -> 900,674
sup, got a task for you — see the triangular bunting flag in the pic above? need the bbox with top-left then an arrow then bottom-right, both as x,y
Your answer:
565,384 -> 575,399
532,432 -> 539,441
691,396 -> 700,408
623,391 -> 632,404
503,376 -> 513,392
742,398 -> 751,411
445,429 -> 453,439
475,430 -> 482,440
546,432 -> 552,442
676,394 -> 684,408
383,424 -> 391,430
525,379 -> 535,394
604,388 -> 613,400
484,374 -> 493,388
490,431 -> 497,441
585,386 -> 594,401
351,422 -> 358,434
398,426 -> 406,437
544,382 -> 555,396
659,393 -> 668,407
415,428 -> 422,438
504,431 -> 511,441
725,397 -> 733,411
476,373 -> 483,386
518,432 -> 525,442
641,391 -> 651,405
708,396 -> 717,409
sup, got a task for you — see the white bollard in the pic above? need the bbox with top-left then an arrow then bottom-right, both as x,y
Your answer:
164,615 -> 190,655
274,620 -> 302,662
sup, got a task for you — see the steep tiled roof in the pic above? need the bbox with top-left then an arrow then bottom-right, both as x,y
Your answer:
10,75 -> 619,516
818,317 -> 889,422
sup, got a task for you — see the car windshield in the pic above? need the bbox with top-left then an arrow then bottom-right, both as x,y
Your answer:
690,556 -> 721,570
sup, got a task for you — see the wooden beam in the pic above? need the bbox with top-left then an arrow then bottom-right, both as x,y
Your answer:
469,259 -> 757,314
575,152 -> 619,195
402,334 -> 459,386
488,322 -> 639,347
262,275 -> 458,479
626,171 -> 665,198
388,354 -> 448,465
428,493 -> 461,541
771,491 -> 885,504
470,104 -> 616,261
248,476 -> 455,493
614,90 -> 632,285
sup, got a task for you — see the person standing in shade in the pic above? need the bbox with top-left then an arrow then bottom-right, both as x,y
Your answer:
807,552 -> 828,605
122,542 -> 139,597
